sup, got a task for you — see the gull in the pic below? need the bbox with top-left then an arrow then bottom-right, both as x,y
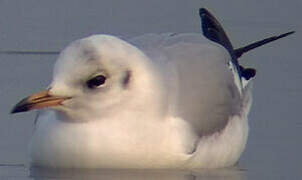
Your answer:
11,8 -> 294,169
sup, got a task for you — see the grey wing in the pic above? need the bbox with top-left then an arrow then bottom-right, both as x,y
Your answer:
130,33 -> 242,136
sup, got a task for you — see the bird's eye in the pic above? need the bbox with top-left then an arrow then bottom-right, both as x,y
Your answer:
86,75 -> 106,89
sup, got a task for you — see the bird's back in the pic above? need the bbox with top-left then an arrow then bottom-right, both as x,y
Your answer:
129,33 -> 242,136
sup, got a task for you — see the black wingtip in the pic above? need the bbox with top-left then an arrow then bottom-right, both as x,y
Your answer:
199,8 -> 209,17
278,31 -> 295,38
234,31 -> 295,58
199,8 -> 245,79
199,8 -> 295,81
199,8 -> 238,59
199,7 -> 234,51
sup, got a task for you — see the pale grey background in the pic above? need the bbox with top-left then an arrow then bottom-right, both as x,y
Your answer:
0,0 -> 301,179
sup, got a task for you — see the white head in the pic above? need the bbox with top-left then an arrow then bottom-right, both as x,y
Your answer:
12,35 -> 167,122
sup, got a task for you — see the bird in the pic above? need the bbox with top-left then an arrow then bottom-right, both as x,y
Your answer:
11,8 -> 294,169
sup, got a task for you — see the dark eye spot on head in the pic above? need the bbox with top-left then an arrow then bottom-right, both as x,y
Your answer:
86,75 -> 106,89
122,70 -> 131,88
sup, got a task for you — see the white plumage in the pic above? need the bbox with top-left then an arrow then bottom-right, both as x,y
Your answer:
28,33 -> 252,168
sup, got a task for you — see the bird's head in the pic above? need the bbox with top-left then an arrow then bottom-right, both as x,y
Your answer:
11,35 -> 166,121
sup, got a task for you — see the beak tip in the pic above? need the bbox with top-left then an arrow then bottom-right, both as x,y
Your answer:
11,97 -> 31,114
10,109 -> 17,114
10,105 -> 29,114
11,90 -> 68,114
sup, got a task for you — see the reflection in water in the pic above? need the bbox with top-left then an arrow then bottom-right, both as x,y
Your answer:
29,166 -> 246,180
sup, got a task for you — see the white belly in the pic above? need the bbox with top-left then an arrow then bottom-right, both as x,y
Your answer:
29,86 -> 250,170
29,112 -> 195,168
